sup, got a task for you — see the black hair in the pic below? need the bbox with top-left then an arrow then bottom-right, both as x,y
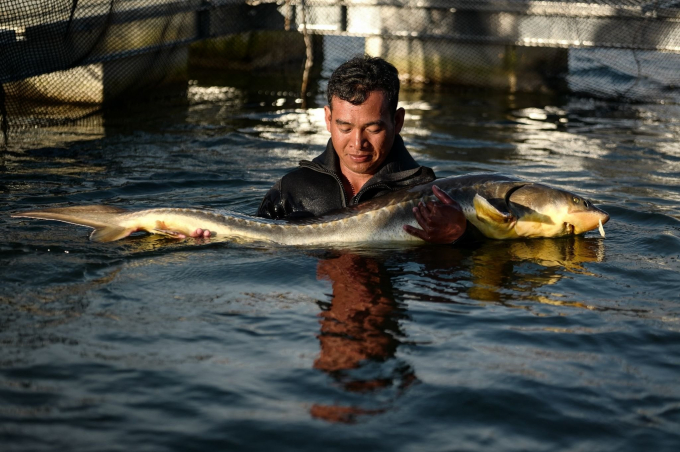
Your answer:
326,55 -> 400,116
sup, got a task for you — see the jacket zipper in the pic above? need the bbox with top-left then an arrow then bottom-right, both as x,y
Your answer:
299,162 -> 350,207
352,183 -> 395,205
300,162 -> 408,206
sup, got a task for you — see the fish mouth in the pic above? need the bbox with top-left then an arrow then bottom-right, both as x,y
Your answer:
568,210 -> 609,236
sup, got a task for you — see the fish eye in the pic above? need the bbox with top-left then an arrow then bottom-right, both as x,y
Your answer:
572,197 -> 580,204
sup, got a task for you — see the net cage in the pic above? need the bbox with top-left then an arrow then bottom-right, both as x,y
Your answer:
1,0 -> 680,144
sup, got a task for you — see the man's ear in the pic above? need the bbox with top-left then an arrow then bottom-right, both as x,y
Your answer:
324,105 -> 332,133
394,107 -> 405,134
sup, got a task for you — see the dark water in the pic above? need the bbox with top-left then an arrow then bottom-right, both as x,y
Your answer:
1,81 -> 680,451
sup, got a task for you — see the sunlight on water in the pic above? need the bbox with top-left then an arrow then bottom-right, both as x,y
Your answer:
246,108 -> 329,145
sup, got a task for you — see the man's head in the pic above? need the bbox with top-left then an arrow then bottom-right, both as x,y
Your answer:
325,56 -> 405,181
326,55 -> 400,118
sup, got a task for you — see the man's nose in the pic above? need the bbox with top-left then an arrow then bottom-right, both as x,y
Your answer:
352,129 -> 365,149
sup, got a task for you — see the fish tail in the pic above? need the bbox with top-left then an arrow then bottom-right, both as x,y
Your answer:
12,205 -> 136,242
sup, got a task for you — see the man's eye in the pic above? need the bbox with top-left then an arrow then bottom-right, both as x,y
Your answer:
339,128 -> 351,133
367,127 -> 382,133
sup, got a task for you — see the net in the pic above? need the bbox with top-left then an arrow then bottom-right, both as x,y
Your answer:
2,0 -> 679,144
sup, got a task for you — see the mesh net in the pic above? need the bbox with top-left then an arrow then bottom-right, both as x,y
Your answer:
2,0 -> 680,144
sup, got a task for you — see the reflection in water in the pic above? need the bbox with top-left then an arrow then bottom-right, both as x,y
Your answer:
307,236 -> 605,423
0,266 -> 120,336
402,236 -> 606,308
468,236 -> 605,307
311,253 -> 416,424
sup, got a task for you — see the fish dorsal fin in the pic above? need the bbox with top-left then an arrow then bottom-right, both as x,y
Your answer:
473,194 -> 515,225
89,225 -> 135,242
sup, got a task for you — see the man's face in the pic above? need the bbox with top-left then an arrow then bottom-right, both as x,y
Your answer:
324,90 -> 405,178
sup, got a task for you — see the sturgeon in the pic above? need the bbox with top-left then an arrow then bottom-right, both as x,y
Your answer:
11,173 -> 609,245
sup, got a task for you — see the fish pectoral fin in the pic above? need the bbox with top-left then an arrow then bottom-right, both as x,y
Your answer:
89,225 -> 136,242
152,228 -> 187,239
473,194 -> 515,226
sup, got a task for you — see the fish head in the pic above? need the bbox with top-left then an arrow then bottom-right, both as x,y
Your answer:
507,184 -> 609,238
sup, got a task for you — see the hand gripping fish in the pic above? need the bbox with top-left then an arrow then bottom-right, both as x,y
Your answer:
12,174 -> 609,245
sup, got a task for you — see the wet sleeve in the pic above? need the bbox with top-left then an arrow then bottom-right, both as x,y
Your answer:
256,175 -> 318,220
256,180 -> 290,220
452,221 -> 484,245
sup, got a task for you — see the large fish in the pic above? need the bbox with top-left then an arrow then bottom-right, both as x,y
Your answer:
11,173 -> 609,245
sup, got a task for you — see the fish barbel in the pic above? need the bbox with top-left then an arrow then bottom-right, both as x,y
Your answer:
11,173 -> 609,245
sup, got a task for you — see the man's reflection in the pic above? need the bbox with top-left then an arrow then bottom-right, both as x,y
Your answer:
311,252 -> 416,423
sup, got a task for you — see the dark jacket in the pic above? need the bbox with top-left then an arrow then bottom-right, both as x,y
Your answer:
257,135 -> 436,219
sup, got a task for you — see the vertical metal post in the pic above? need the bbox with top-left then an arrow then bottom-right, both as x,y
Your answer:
197,0 -> 211,39
340,5 -> 348,32
300,0 -> 313,109
285,1 -> 296,32
0,82 -> 8,151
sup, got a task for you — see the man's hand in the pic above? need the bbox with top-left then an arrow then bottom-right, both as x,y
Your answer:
403,185 -> 466,244
189,228 -> 211,239
164,228 -> 211,239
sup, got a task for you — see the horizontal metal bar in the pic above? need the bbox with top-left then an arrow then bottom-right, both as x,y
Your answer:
303,27 -> 680,52
296,2 -> 680,52
289,0 -> 680,18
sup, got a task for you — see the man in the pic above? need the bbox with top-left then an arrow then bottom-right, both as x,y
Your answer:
192,56 -> 465,243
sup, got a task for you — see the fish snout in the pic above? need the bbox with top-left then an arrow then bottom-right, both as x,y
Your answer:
591,203 -> 610,225
600,209 -> 610,225
571,206 -> 609,235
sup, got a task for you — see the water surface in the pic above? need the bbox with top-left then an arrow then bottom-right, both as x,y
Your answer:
1,83 -> 679,451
